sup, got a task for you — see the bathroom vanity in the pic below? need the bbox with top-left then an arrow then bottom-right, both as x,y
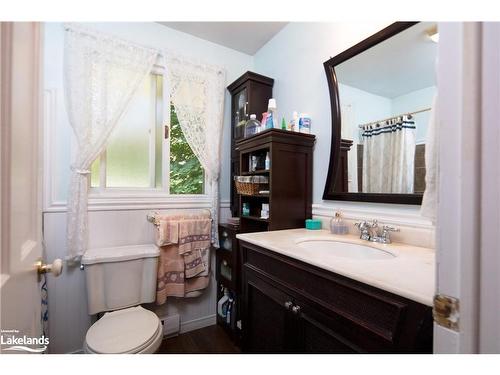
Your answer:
237,229 -> 434,353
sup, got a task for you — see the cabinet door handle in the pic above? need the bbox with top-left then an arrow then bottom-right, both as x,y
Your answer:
284,301 -> 293,310
292,305 -> 301,315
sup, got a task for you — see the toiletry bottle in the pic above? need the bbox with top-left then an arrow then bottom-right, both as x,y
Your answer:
265,151 -> 270,170
242,202 -> 250,216
244,114 -> 260,138
226,298 -> 233,324
217,288 -> 230,317
330,211 -> 348,234
290,111 -> 299,132
261,112 -> 268,132
267,98 -> 278,128
299,113 -> 311,134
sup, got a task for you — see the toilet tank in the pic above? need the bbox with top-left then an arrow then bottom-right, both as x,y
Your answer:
81,244 -> 160,315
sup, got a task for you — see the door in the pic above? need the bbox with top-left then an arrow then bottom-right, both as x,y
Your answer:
0,22 -> 45,353
434,22 -> 482,353
242,269 -> 296,353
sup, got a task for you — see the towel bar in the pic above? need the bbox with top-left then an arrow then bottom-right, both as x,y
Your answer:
146,210 -> 213,227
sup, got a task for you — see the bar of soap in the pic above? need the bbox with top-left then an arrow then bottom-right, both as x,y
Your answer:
305,219 -> 322,230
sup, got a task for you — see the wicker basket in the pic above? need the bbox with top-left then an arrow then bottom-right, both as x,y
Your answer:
234,175 -> 269,196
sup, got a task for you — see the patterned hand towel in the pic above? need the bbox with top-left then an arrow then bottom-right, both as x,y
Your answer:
178,219 -> 211,278
156,244 -> 185,305
178,218 -> 212,255
156,219 -> 179,247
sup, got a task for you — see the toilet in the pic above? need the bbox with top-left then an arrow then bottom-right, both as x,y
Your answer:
81,244 -> 163,354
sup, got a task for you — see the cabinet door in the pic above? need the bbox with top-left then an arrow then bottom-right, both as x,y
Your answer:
242,269 -> 296,353
232,87 -> 248,144
293,299 -> 363,353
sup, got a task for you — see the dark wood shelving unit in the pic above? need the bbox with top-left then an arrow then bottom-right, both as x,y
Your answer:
227,71 -> 274,217
236,128 -> 315,234
216,71 -> 274,345
215,223 -> 241,344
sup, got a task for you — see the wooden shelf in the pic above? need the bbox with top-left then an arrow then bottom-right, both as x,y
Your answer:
239,193 -> 269,198
240,169 -> 270,176
240,215 -> 269,223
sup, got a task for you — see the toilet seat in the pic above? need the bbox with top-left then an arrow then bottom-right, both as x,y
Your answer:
85,306 -> 162,354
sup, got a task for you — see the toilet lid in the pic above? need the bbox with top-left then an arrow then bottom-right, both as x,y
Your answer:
86,306 -> 161,354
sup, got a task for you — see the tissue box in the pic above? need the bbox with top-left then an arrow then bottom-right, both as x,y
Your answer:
305,219 -> 322,230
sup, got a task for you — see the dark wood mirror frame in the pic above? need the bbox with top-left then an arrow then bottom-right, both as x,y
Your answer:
322,21 -> 423,205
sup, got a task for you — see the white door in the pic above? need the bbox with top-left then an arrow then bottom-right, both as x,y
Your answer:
434,22 -> 500,353
479,22 -> 500,354
0,22 -> 46,353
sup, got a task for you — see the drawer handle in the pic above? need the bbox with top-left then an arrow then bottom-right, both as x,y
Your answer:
292,305 -> 301,315
284,301 -> 293,310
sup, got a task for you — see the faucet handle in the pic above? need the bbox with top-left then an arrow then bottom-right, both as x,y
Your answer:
354,221 -> 368,229
383,225 -> 399,232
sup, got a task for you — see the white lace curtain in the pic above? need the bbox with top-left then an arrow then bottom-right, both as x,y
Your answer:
362,116 -> 416,194
166,55 -> 226,247
64,25 -> 159,262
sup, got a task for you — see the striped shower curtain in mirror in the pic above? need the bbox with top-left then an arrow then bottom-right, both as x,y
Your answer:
361,116 -> 416,194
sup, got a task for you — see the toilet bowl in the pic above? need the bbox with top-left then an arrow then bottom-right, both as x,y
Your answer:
84,306 -> 163,354
81,245 -> 162,354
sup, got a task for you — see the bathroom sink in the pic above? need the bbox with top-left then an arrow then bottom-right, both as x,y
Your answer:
295,239 -> 396,260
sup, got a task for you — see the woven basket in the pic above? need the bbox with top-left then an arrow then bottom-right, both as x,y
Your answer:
235,180 -> 261,195
234,175 -> 269,196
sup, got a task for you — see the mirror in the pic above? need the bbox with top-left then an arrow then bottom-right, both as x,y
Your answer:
323,22 -> 438,204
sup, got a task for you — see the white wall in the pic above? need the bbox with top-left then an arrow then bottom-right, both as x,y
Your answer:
253,22 -> 434,228
339,83 -> 392,127
391,86 -> 436,144
43,22 -> 252,353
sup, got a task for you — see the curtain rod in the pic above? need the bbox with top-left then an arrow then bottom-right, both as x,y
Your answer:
358,107 -> 431,129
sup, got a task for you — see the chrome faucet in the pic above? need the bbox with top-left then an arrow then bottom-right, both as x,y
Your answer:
354,220 -> 378,241
354,220 -> 399,244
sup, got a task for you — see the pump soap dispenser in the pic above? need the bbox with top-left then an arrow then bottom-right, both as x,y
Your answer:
330,211 -> 348,235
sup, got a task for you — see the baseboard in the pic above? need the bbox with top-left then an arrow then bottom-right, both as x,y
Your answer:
179,314 -> 216,334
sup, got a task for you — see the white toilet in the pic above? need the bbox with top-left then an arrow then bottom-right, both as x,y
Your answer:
81,244 -> 163,354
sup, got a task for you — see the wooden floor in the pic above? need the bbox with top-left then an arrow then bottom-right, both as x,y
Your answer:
158,324 -> 241,354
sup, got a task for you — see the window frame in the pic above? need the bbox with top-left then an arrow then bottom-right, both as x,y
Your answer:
88,64 -> 209,202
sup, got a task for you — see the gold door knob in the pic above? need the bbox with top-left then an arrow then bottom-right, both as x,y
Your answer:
36,259 -> 63,277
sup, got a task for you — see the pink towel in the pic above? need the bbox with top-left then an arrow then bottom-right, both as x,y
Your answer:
156,219 -> 179,246
178,219 -> 212,255
156,244 -> 185,305
155,217 -> 212,305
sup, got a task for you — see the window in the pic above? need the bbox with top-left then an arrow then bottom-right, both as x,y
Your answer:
90,71 -> 205,195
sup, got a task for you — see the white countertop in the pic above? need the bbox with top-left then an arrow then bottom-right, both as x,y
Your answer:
236,229 -> 435,306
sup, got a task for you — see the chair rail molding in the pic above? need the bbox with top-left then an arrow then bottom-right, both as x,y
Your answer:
312,203 -> 434,230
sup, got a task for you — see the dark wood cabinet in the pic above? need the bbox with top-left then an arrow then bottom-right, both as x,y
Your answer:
227,72 -> 274,216
215,223 -> 241,343
236,129 -> 315,234
240,241 -> 433,353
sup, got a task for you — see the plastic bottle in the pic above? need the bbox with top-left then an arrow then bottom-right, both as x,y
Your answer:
266,99 -> 278,129
226,298 -> 233,324
217,288 -> 230,317
265,152 -> 270,170
290,111 -> 299,132
244,114 -> 261,138
299,113 -> 311,134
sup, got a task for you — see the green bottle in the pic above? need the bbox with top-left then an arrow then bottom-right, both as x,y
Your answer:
281,117 -> 287,130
